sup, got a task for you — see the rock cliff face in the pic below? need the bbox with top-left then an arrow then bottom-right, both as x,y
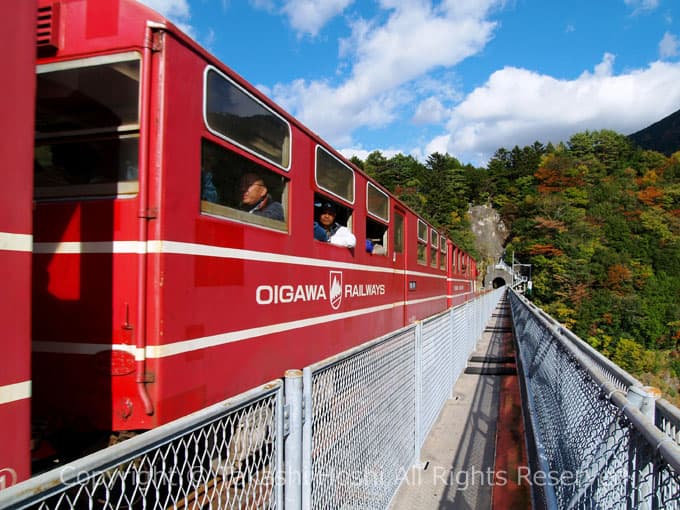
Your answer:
469,205 -> 508,276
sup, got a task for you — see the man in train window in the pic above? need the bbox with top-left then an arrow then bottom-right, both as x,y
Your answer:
240,172 -> 284,221
313,201 -> 356,248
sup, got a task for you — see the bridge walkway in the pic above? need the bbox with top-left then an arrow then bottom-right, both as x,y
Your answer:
390,292 -> 530,509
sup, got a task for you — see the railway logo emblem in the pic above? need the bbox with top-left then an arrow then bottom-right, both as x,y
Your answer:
329,271 -> 343,310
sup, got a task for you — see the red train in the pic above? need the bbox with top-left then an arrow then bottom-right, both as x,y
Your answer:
0,0 -> 36,488
3,0 -> 477,486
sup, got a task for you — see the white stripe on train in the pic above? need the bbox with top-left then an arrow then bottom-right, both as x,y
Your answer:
33,239 -> 448,280
32,294 -> 448,360
0,381 -> 31,405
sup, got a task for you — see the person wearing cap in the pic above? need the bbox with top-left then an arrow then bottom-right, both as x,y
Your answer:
240,173 -> 284,221
313,201 -> 356,248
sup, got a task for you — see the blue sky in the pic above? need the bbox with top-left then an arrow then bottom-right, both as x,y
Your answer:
140,0 -> 680,166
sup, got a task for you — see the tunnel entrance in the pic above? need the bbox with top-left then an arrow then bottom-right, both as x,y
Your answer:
492,277 -> 508,289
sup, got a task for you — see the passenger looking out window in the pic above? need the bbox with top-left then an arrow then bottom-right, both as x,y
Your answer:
239,173 -> 284,220
313,201 -> 356,248
200,138 -> 288,230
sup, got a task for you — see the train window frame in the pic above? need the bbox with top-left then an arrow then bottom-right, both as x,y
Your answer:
440,236 -> 447,270
366,182 -> 389,222
34,52 -> 142,199
417,219 -> 427,242
417,219 -> 427,265
393,211 -> 404,254
430,230 -> 438,268
366,216 -> 388,256
203,66 -> 291,171
200,137 -> 288,232
315,145 -> 355,205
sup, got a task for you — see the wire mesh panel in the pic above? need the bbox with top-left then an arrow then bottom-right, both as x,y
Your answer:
451,305 -> 469,382
509,290 -> 680,510
419,311 -> 454,447
1,382 -> 284,510
304,327 -> 417,510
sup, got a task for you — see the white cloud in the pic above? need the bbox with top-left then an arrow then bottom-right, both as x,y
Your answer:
137,0 -> 194,35
413,97 -> 447,124
271,0 -> 502,148
441,55 -> 680,165
659,31 -> 679,59
281,0 -> 354,37
338,146 -> 402,161
137,0 -> 190,19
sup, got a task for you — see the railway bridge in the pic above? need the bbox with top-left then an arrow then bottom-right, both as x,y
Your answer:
2,287 -> 679,509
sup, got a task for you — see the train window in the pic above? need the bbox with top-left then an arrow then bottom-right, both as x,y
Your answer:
440,236 -> 447,270
34,53 -> 141,198
367,183 -> 389,222
417,219 -> 427,242
204,67 -> 291,170
430,231 -> 438,268
365,183 -> 388,255
315,146 -> 355,204
366,217 -> 387,255
417,219 -> 427,265
393,212 -> 404,254
313,194 -> 355,246
201,138 -> 288,231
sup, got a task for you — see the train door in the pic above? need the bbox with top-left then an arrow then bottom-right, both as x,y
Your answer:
392,208 -> 408,325
32,47 -> 153,459
0,0 -> 36,487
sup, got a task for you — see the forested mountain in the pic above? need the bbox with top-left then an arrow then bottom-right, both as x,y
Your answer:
353,130 -> 680,405
350,151 -> 482,257
629,107 -> 680,156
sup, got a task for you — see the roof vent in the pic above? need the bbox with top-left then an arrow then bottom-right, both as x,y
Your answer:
36,3 -> 60,56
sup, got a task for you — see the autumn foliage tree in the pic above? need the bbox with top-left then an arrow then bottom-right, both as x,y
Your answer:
351,130 -> 680,403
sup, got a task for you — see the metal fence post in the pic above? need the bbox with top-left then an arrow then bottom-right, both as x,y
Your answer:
285,369 -> 303,510
449,307 -> 456,393
302,367 -> 313,510
627,385 -> 659,508
414,320 -> 423,464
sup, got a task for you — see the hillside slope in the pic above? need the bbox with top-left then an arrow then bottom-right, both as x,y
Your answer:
629,107 -> 680,156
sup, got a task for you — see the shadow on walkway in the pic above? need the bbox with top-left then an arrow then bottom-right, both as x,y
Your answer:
390,296 -> 528,509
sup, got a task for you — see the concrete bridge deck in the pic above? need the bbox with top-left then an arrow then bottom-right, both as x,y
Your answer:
389,294 -> 530,509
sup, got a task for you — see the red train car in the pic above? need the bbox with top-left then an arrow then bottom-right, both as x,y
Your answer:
26,0 -> 476,468
0,0 -> 37,488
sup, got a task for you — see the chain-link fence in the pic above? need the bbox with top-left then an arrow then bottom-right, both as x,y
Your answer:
1,289 -> 504,510
0,382 -> 284,510
509,289 -> 680,509
293,288 -> 504,510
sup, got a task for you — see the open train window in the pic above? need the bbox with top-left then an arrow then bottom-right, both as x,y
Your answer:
440,236 -> 447,270
417,219 -> 427,265
204,67 -> 291,170
366,183 -> 388,255
34,52 -> 141,198
313,193 -> 355,247
366,217 -> 387,255
201,138 -> 288,231
430,231 -> 439,268
315,146 -> 354,204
